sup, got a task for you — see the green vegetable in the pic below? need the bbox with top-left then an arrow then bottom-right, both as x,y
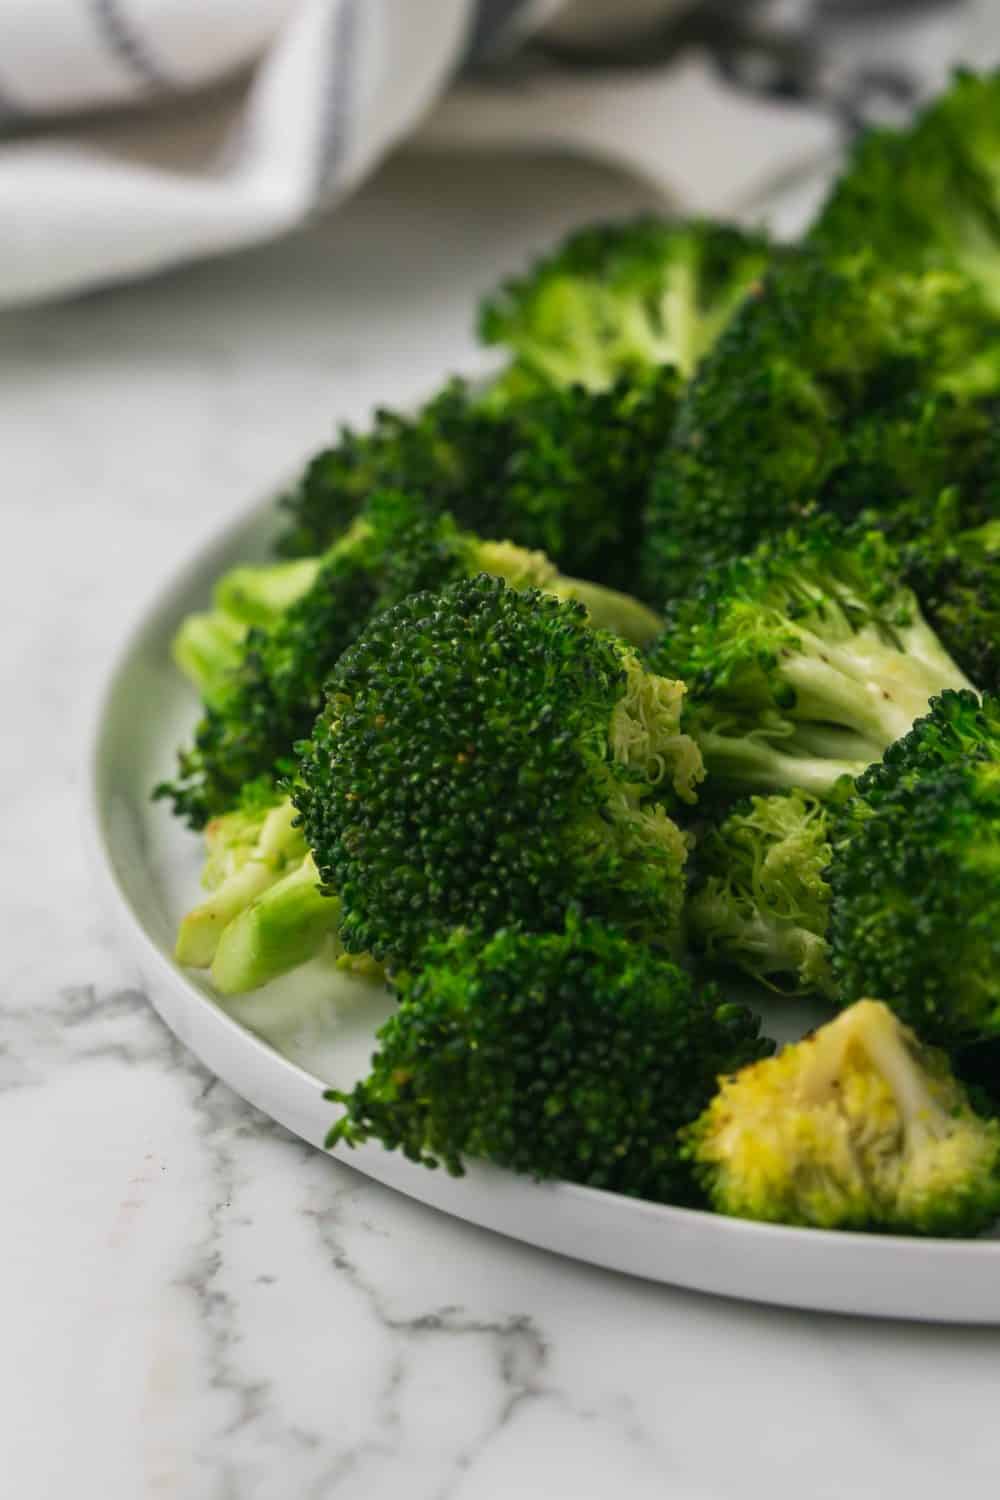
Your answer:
646,520 -> 971,797
643,253 -> 1000,603
905,518 -> 1000,695
685,691 -> 1000,1008
294,575 -> 702,968
849,687 -> 1000,807
327,917 -> 771,1198
688,789 -> 836,996
684,999 -> 1000,1235
828,755 -> 1000,1047
155,491 -> 662,829
480,216 -> 773,393
175,797 -> 306,968
211,853 -> 344,995
809,69 -> 1000,309
275,371 -> 679,594
173,557 -> 323,702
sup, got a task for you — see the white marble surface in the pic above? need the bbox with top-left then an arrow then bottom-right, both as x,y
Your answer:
4,149 -> 1000,1500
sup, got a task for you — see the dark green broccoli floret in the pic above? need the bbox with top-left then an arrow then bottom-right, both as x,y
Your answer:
684,999 -> 1000,1236
294,576 -> 703,968
326,917 -> 770,1199
850,687 -> 1000,809
643,253 -> 1000,602
646,520 -> 972,797
809,69 -> 1000,310
905,519 -> 1000,695
275,371 -> 679,594
688,692 -> 1000,1003
828,753 -> 1000,1046
822,392 -> 1000,542
479,216 -> 773,393
688,789 -> 836,997
156,492 -> 662,828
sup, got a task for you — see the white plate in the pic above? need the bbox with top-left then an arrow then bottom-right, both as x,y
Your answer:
87,490 -> 1000,1325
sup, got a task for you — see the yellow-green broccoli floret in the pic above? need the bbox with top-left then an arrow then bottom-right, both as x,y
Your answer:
688,790 -> 836,997
684,1000 -> 1000,1236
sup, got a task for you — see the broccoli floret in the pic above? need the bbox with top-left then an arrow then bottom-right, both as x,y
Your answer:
684,999 -> 1000,1235
275,371 -> 679,594
646,521 -> 972,797
822,393 -> 1000,542
809,69 -> 1000,310
828,757 -> 1000,1046
326,917 -> 770,1198
480,217 -> 773,393
294,576 -> 703,968
906,519 -> 1000,695
643,253 -> 1000,602
156,492 -> 662,828
850,688 -> 1000,810
688,790 -> 836,997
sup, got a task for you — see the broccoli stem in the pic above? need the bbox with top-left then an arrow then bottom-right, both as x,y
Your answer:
474,538 -> 663,645
696,903 -> 832,995
897,613 -> 979,694
214,556 -> 323,627
175,800 -> 305,968
172,611 -> 246,703
696,730 -> 869,797
779,624 -> 973,750
210,854 -> 341,995
550,577 -> 663,645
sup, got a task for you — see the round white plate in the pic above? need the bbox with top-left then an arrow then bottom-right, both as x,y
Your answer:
88,491 -> 1000,1325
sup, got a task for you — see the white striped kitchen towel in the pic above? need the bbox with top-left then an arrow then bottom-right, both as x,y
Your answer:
0,0 -> 994,306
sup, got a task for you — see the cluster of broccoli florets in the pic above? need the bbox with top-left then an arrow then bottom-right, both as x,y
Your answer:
157,71 -> 1000,1239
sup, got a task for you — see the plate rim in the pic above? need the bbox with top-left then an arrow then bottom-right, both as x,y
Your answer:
84,476 -> 1000,1326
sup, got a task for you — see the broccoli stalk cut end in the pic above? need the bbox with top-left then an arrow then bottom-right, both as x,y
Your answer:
210,853 -> 344,995
175,799 -> 305,969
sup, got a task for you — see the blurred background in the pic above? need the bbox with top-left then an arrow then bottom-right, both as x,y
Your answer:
2,0 -> 1000,305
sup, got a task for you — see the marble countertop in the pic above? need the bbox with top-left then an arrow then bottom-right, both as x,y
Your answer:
4,148 -> 999,1500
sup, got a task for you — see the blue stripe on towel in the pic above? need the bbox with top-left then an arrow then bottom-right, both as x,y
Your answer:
90,0 -> 176,91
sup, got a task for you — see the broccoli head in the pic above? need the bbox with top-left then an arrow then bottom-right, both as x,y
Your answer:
479,216 -> 773,393
906,519 -> 1000,695
646,520 -> 972,797
275,371 -> 679,594
822,392 -> 1000,543
809,69 -> 1000,310
684,999 -> 1000,1235
688,790 -> 836,997
643,253 -> 1000,603
156,491 -> 662,828
849,688 -> 1000,811
828,756 -> 1000,1046
294,576 -> 703,968
327,917 -> 770,1199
